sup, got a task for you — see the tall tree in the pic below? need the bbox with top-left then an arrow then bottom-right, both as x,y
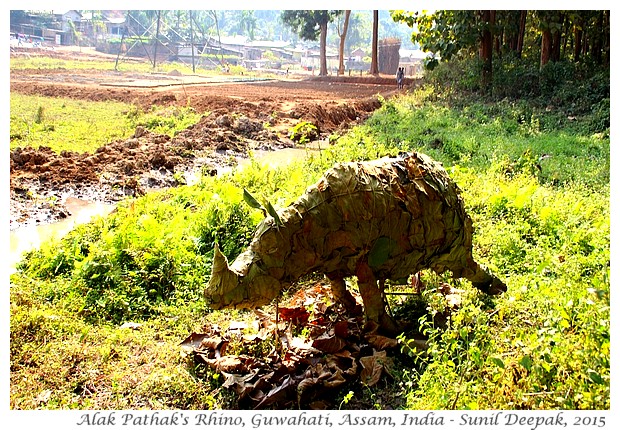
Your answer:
369,10 -> 379,75
480,10 -> 494,94
337,10 -> 351,75
281,10 -> 342,76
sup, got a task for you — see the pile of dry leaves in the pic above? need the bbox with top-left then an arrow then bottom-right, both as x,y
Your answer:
181,282 -> 433,409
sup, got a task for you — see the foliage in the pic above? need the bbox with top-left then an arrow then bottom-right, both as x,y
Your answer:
10,84 -> 609,409
391,10 -> 610,94
391,10 -> 481,64
288,121 -> 319,144
280,10 -> 342,41
423,57 -> 609,135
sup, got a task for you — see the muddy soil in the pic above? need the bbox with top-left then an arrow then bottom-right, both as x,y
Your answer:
10,46 -> 412,230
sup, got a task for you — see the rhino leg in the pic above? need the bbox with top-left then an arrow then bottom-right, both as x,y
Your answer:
355,261 -> 401,335
326,274 -> 358,312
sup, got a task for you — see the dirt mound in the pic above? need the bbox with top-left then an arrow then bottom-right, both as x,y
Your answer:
10,93 -> 385,229
11,53 -> 400,229
290,98 -> 382,133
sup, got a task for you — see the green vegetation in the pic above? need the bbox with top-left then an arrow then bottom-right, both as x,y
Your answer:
10,94 -> 201,152
288,121 -> 319,144
10,79 -> 609,409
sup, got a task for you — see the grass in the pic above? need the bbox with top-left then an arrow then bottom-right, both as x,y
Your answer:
10,55 -> 218,75
9,83 -> 609,409
10,94 -> 201,153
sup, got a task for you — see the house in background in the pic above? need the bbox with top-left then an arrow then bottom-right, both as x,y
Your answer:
399,48 -> 432,77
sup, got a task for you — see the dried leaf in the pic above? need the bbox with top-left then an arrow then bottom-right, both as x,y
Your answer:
334,320 -> 348,338
222,371 -> 258,398
359,351 -> 392,387
359,355 -> 382,387
366,333 -> 398,351
254,374 -> 296,409
323,368 -> 346,388
214,355 -> 254,373
278,306 -> 310,326
179,333 -> 221,350
331,351 -> 358,376
290,337 -> 319,354
312,333 -> 347,354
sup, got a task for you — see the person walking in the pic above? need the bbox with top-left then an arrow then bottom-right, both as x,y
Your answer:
396,67 -> 405,89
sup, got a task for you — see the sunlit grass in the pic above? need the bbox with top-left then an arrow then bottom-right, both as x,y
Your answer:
9,82 -> 609,409
10,93 -> 201,153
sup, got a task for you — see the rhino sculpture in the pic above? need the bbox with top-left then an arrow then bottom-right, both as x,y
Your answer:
205,152 -> 506,333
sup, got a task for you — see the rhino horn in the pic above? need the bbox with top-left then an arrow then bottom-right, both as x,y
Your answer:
212,242 -> 230,274
205,243 -> 241,309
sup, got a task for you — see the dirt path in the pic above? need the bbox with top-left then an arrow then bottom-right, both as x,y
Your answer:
10,47 -> 413,229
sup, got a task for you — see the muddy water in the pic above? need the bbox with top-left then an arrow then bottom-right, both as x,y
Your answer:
9,146 -> 318,272
9,198 -> 116,273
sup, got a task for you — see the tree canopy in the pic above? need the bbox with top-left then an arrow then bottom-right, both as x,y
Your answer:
280,10 -> 342,76
391,10 -> 610,94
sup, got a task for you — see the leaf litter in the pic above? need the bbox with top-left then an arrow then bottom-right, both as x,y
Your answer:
180,279 -> 465,409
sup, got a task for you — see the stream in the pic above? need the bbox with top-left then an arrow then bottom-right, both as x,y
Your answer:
9,146 -> 318,273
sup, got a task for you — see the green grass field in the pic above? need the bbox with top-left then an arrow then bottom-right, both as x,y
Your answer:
9,84 -> 609,410
10,93 -> 201,152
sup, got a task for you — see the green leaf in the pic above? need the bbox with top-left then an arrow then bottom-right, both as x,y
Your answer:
587,369 -> 604,385
265,200 -> 282,227
489,357 -> 505,369
368,236 -> 396,268
243,188 -> 264,211
519,355 -> 533,371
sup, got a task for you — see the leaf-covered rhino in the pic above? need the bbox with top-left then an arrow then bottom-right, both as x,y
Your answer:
205,152 -> 506,333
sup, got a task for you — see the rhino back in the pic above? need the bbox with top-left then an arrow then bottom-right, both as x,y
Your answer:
279,153 -> 472,280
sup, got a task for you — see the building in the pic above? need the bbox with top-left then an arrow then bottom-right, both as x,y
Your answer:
399,48 -> 433,77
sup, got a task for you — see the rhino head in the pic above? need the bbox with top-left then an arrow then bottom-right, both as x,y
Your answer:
204,242 -> 282,310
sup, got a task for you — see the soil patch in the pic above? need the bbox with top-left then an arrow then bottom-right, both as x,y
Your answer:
10,47 -> 416,229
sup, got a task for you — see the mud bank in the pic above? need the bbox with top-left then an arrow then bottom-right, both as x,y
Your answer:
10,96 -> 380,230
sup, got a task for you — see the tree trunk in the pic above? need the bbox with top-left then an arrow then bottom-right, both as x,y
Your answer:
319,21 -> 328,76
540,28 -> 552,68
370,10 -> 379,75
495,27 -> 502,58
480,10 -> 494,94
338,10 -> 351,75
592,10 -> 604,64
603,10 -> 610,64
551,13 -> 563,62
574,28 -> 581,62
516,10 -> 527,58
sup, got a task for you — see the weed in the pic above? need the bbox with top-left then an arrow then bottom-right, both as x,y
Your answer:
289,121 -> 319,144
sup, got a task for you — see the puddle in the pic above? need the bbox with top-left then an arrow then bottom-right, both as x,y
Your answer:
186,144 -> 322,183
9,197 -> 115,273
9,145 -> 322,273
